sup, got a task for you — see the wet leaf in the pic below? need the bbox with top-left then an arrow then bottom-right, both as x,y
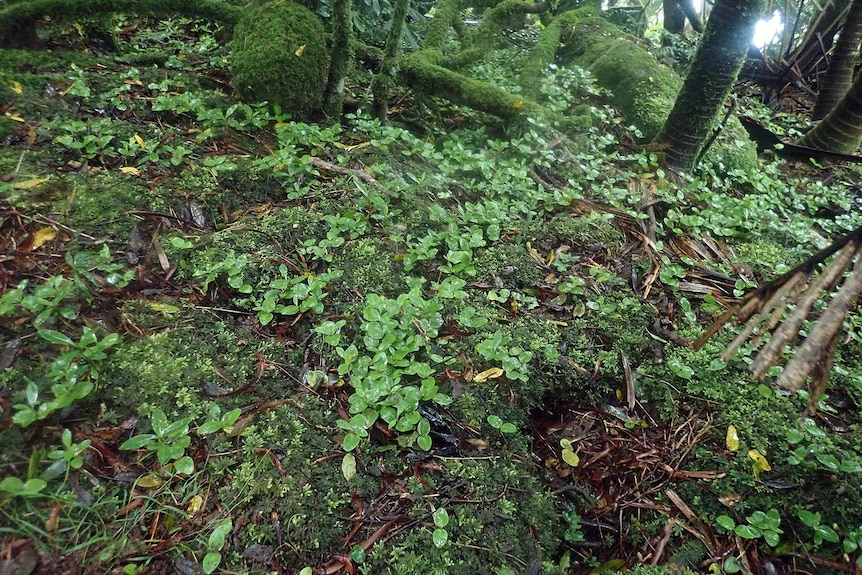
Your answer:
432,528 -> 448,547
433,507 -> 449,528
472,367 -> 504,383
136,473 -> 163,488
726,424 -> 739,452
341,452 -> 356,481
562,448 -> 580,467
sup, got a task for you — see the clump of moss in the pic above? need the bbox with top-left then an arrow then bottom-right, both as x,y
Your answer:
230,1 -> 328,113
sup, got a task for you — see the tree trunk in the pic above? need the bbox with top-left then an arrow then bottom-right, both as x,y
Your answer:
323,0 -> 354,118
371,0 -> 410,119
655,0 -> 765,172
812,0 -> 862,120
797,69 -> 862,152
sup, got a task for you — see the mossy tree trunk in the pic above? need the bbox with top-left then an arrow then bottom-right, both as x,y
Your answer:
371,0 -> 410,119
654,0 -> 765,172
811,0 -> 862,120
797,69 -> 862,152
324,0 -> 353,117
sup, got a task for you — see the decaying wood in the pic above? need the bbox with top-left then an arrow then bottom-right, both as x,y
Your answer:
694,222 -> 862,404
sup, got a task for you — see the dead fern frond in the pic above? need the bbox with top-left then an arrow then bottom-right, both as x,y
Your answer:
693,224 -> 862,408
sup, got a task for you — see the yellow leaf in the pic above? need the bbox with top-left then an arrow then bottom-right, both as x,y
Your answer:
30,227 -> 57,250
473,367 -> 504,383
748,449 -> 771,479
134,133 -> 147,150
295,44 -> 306,57
187,494 -> 204,514
5,113 -> 25,122
136,473 -> 163,488
562,448 -> 579,467
513,100 -> 523,109
11,81 -> 22,94
73,22 -> 84,36
546,319 -> 568,326
119,166 -> 141,175
11,177 -> 49,190
726,424 -> 740,452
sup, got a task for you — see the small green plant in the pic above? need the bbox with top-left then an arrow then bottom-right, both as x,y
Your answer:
797,510 -> 840,546
119,408 -> 196,474
321,289 -> 452,451
44,428 -> 92,481
432,507 -> 450,547
562,509 -> 585,543
475,331 -> 533,383
486,415 -> 517,434
202,518 -> 232,574
192,253 -> 253,295
716,508 -> 783,546
253,266 -> 341,325
0,477 -> 47,500
12,328 -> 120,427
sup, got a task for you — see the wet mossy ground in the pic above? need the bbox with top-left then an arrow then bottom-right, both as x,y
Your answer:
2,11 -> 862,575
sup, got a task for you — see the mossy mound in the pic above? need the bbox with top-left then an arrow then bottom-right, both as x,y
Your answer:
230,1 -> 328,113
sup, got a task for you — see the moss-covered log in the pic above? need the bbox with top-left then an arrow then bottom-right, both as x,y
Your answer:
400,49 -> 546,120
519,7 -> 593,99
425,0 -> 467,49
472,0 -> 548,47
0,0 -> 242,47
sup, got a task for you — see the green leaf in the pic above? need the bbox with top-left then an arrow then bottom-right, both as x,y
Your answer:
417,434 -> 432,451
723,556 -> 742,574
417,417 -> 431,437
432,528 -> 448,548
716,515 -> 736,530
487,415 -> 503,429
500,423 -> 517,434
798,510 -> 819,528
299,568 -> 313,575
816,453 -> 840,470
202,551 -> 221,575
350,545 -> 366,564
815,524 -> 840,543
343,432 -> 360,452
119,434 -> 156,451
208,518 -> 232,550
38,329 -> 75,346
342,453 -> 357,481
174,456 -> 194,475
734,525 -> 760,539
763,530 -> 780,547
433,507 -> 450,528
562,449 -> 580,467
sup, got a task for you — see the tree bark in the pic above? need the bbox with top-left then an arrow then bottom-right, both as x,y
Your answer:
655,0 -> 765,172
324,0 -> 354,118
797,69 -> 862,152
371,0 -> 410,119
812,0 -> 862,120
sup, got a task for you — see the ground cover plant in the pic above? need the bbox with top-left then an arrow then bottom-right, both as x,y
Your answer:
2,4 -> 862,575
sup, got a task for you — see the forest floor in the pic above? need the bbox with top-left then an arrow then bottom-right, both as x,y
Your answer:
2,15 -> 862,575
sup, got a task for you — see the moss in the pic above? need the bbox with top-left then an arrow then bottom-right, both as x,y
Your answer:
400,49 -> 546,122
330,237 -> 405,298
425,0 -> 465,50
230,1 -> 328,113
360,458 -> 564,575
0,0 -> 241,47
520,7 -> 593,99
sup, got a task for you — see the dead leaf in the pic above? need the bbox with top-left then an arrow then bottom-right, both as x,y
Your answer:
120,166 -> 141,175
134,133 -> 147,150
11,177 -> 49,190
29,227 -> 57,250
726,424 -> 739,452
294,44 -> 306,57
11,81 -> 22,94
472,367 -> 504,383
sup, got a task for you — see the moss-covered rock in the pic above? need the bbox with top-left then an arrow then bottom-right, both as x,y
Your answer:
230,1 -> 328,113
